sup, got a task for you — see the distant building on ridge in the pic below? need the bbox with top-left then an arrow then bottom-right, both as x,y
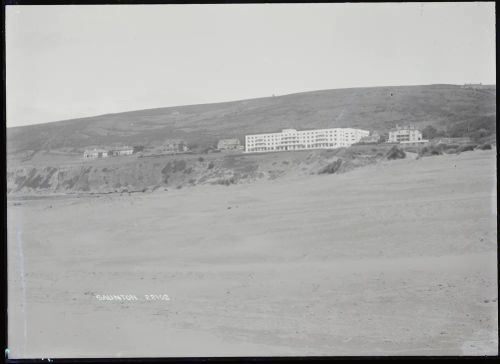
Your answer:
83,148 -> 109,159
217,138 -> 243,152
159,140 -> 189,154
109,146 -> 134,156
461,83 -> 484,90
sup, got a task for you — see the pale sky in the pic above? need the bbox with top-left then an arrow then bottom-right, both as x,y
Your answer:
6,2 -> 496,127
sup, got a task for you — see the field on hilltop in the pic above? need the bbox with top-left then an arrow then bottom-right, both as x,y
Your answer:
7,84 -> 496,155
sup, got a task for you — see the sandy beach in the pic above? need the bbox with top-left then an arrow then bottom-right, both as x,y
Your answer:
7,149 -> 497,357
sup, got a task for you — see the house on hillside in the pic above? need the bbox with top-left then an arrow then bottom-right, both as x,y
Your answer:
160,140 -> 189,154
217,138 -> 243,151
83,148 -> 109,159
109,146 -> 134,156
461,83 -> 484,90
359,132 -> 381,144
388,125 -> 428,145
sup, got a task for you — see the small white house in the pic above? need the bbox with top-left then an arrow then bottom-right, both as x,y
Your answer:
110,146 -> 134,156
217,138 -> 243,151
83,148 -> 109,159
160,140 -> 189,154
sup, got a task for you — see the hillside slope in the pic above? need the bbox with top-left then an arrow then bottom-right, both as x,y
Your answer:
7,84 -> 496,154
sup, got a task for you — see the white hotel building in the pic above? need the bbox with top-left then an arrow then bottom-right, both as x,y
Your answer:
245,128 -> 370,153
388,125 -> 427,144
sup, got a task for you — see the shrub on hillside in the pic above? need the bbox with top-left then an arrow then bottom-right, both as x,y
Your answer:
419,144 -> 455,157
173,160 -> 186,172
402,147 -> 419,154
386,146 -> 406,160
207,161 -> 215,169
457,145 -> 477,153
418,147 -> 429,156
214,177 -> 237,186
440,144 -> 460,154
318,159 -> 343,174
161,160 -> 186,175
477,143 -> 492,150
421,146 -> 440,156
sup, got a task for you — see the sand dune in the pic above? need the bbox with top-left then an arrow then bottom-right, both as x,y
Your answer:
7,150 -> 497,357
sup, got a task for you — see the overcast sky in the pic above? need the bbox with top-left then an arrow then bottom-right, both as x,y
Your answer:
6,2 -> 496,127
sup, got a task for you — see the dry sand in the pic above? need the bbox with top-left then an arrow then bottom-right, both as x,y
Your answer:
7,150 -> 497,357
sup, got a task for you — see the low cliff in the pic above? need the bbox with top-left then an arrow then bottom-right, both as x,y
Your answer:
7,145 -> 394,195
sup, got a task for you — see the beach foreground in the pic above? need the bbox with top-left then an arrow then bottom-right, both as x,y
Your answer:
8,150 -> 497,357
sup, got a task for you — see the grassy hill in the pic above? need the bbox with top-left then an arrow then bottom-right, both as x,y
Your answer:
7,84 -> 496,155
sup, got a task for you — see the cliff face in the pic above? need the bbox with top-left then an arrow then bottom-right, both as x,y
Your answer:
7,146 -> 389,195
